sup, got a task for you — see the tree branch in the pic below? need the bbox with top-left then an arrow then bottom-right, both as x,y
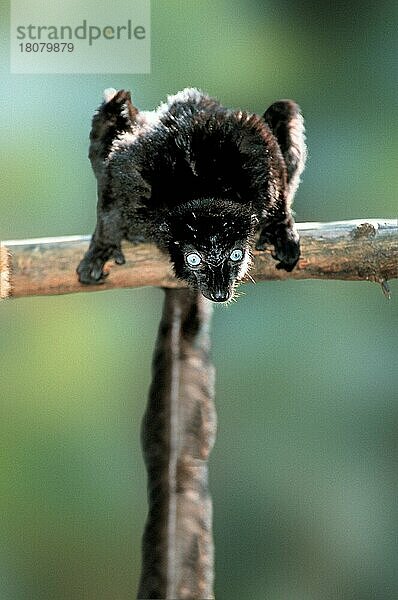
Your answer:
1,219 -> 397,300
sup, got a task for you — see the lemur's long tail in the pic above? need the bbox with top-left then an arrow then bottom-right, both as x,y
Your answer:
138,288 -> 216,599
89,88 -> 138,176
263,100 -> 307,205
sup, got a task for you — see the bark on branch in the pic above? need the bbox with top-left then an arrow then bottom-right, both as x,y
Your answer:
1,219 -> 397,300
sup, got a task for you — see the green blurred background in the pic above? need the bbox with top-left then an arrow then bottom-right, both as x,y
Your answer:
1,1 -> 397,598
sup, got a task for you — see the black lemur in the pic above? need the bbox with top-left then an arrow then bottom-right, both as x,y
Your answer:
77,88 -> 307,302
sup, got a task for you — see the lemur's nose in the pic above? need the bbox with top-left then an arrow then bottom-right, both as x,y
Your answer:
210,290 -> 229,302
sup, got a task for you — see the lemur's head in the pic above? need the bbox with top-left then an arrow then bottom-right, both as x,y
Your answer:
160,198 -> 255,303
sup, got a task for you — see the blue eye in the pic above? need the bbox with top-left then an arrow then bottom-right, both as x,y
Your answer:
230,249 -> 243,262
186,252 -> 202,267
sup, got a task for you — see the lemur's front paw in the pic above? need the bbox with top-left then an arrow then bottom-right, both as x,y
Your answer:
256,225 -> 300,272
77,255 -> 109,284
77,247 -> 125,284
273,228 -> 300,272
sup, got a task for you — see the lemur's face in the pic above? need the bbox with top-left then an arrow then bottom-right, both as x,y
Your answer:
175,241 -> 250,302
164,199 -> 255,303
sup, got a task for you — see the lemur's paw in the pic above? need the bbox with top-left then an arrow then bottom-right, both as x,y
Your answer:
77,246 -> 125,284
255,229 -> 273,251
77,256 -> 108,284
273,228 -> 300,272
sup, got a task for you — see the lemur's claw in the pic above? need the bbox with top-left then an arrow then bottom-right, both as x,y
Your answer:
113,249 -> 126,265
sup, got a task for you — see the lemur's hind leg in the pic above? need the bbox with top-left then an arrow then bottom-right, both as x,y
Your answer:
257,100 -> 307,271
78,89 -> 139,284
263,100 -> 307,205
89,88 -> 138,176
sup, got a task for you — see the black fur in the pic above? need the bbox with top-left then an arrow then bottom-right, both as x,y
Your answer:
77,88 -> 306,302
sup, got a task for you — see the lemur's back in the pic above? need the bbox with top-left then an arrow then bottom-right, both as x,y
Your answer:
131,89 -> 278,211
